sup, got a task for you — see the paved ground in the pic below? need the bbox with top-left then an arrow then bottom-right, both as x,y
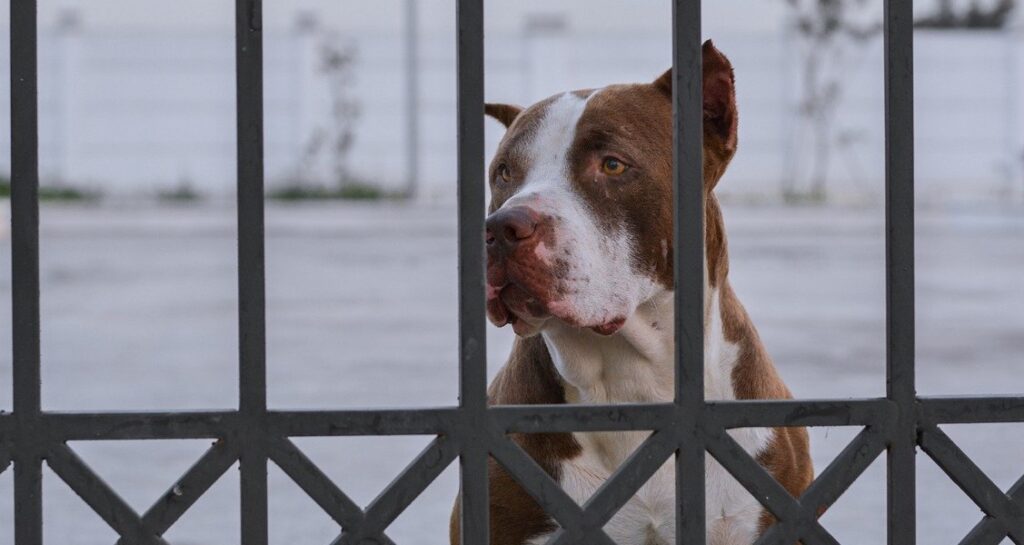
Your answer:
0,201 -> 1021,544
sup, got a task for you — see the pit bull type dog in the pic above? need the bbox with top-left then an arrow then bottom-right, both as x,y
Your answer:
450,41 -> 812,545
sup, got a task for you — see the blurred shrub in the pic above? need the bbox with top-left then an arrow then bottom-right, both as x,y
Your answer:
267,180 -> 398,201
0,176 -> 101,202
157,181 -> 203,203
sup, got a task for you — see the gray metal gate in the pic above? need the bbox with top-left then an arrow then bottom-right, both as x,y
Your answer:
3,0 -> 1023,544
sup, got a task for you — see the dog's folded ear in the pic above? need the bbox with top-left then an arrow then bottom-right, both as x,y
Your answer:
485,103 -> 523,129
653,39 -> 738,154
700,40 -> 738,154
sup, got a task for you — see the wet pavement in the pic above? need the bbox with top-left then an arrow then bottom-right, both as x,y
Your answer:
0,201 -> 1021,544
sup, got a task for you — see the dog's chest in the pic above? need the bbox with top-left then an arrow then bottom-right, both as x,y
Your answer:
528,429 -> 768,545
532,293 -> 771,544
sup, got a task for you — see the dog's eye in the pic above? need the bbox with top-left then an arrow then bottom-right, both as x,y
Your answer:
601,157 -> 628,176
496,163 -> 512,184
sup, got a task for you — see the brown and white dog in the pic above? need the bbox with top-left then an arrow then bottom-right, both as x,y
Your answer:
450,41 -> 812,545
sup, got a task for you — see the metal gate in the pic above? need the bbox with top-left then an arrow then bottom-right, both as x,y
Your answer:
3,0 -> 1024,544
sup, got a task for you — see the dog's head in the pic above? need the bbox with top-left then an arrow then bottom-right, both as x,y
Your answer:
485,40 -> 738,337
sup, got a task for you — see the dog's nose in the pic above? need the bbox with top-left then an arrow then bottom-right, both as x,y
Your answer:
486,206 -> 539,249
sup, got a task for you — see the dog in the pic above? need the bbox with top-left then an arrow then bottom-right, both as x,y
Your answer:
450,40 -> 812,545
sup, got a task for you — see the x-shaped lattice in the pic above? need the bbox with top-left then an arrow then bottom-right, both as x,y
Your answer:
19,412 -> 1021,545
919,424 -> 1024,545
43,440 -> 237,545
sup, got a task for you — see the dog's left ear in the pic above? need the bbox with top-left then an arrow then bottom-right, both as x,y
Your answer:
654,39 -> 737,154
485,103 -> 523,129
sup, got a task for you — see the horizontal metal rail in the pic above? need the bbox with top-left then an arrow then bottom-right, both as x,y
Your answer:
2,399 -> 1024,544
5,0 -> 1023,542
4,396 -> 1024,442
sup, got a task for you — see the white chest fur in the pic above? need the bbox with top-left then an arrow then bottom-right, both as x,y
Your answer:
533,291 -> 772,545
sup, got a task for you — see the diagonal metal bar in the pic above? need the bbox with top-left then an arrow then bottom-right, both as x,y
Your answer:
800,425 -> 887,515
706,428 -> 841,545
705,428 -> 802,542
960,473 -> 1024,545
267,436 -> 396,545
794,519 -> 842,545
46,443 -> 167,545
755,426 -> 886,545
113,438 -> 240,545
333,435 -> 460,545
792,425 -> 886,545
579,430 -> 678,525
487,431 -> 617,545
920,425 -> 1024,543
547,429 -> 678,545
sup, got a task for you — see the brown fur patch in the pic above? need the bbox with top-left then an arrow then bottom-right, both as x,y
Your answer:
487,95 -> 562,214
485,103 -> 523,128
719,262 -> 814,533
557,40 -> 741,290
463,41 -> 813,544
449,336 -> 580,545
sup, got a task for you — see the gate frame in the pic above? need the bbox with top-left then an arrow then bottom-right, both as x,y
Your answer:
4,0 -> 1024,544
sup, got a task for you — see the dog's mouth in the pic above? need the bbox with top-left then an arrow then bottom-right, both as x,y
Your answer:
486,280 -> 626,337
486,283 -> 549,336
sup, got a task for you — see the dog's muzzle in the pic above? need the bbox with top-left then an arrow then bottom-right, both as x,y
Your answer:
484,205 -> 624,336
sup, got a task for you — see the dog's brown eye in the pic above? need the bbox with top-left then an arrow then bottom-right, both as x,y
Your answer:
496,163 -> 512,184
601,157 -> 628,176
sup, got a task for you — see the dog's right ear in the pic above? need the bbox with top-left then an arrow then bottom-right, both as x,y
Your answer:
485,103 -> 523,129
653,39 -> 737,155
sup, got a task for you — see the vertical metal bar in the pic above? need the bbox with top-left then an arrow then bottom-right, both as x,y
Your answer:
672,1 -> 705,544
456,0 -> 488,543
11,0 -> 44,543
884,0 -> 916,544
235,0 -> 266,422
235,0 -> 268,543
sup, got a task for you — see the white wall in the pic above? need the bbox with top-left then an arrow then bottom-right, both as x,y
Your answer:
0,0 -> 790,34
0,3 -> 1022,204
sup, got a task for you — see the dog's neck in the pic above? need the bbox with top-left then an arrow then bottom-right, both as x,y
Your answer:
540,281 -> 739,407
540,195 -> 738,407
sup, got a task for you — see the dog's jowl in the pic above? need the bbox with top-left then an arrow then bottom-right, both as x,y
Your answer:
451,41 -> 812,545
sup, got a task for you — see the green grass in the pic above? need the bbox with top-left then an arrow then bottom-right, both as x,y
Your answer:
0,177 -> 101,202
39,186 -> 101,201
267,181 -> 400,202
0,175 -> 396,203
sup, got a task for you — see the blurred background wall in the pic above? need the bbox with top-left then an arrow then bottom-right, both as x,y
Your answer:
0,3 -> 1022,543
0,0 -> 1021,204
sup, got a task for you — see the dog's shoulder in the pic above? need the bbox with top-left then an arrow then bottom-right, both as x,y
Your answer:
450,336 -> 581,545
489,335 -> 564,405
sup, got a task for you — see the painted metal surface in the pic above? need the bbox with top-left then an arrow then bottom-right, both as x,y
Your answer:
4,0 -> 1024,544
